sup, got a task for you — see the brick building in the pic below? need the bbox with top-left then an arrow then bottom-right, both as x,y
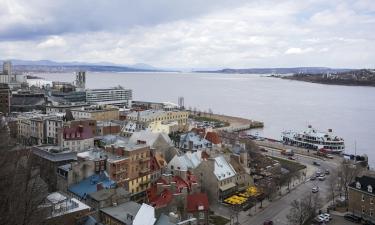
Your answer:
349,175 -> 375,223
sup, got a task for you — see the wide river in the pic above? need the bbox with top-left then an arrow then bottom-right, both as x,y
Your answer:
39,72 -> 375,167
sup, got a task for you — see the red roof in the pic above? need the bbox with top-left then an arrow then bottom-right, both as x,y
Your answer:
187,193 -> 209,212
205,132 -> 221,144
63,125 -> 93,140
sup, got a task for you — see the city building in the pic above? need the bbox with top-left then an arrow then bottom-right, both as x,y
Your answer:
0,83 -> 10,115
32,145 -> 77,191
96,121 -> 121,136
71,105 -> 120,121
194,156 -> 237,202
127,110 -> 188,130
87,187 -> 130,211
86,87 -> 132,107
167,150 -> 209,174
45,117 -> 64,144
2,60 -> 12,76
104,142 -> 152,201
349,175 -> 375,223
148,120 -> 179,134
43,192 -> 91,225
11,92 -> 47,112
59,125 -> 95,151
57,149 -> 107,191
46,103 -> 90,114
75,71 -> 86,91
178,132 -> 212,152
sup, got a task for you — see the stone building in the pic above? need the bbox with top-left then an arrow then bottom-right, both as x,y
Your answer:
0,83 -> 10,115
349,175 -> 375,223
71,105 -> 120,121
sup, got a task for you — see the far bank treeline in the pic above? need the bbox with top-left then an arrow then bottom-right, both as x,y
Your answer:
283,69 -> 375,87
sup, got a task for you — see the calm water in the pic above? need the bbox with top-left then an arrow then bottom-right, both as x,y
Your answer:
39,72 -> 375,166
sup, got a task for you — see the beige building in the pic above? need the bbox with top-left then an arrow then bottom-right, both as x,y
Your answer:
349,176 -> 375,223
127,110 -> 188,129
71,106 -> 119,121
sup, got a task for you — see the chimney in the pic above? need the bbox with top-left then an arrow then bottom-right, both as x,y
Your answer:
328,129 -> 333,133
96,182 -> 104,191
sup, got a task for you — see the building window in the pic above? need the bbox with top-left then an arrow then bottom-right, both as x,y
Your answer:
363,207 -> 366,214
369,185 -> 373,193
357,182 -> 362,189
371,198 -> 374,205
199,212 -> 205,219
362,194 -> 365,201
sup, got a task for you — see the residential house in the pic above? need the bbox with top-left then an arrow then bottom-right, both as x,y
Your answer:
100,201 -> 141,225
194,156 -> 237,202
60,125 -> 94,152
178,132 -> 212,152
349,176 -> 375,223
186,193 -> 209,225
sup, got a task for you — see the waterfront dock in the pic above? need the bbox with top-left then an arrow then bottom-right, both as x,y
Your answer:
188,111 -> 264,132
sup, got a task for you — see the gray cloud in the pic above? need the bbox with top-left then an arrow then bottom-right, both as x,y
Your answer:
0,0 -> 375,68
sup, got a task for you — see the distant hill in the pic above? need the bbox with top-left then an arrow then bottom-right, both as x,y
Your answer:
0,59 -> 171,73
196,67 -> 354,74
283,69 -> 375,86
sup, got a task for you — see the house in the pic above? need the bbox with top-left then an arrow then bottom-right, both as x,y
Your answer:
349,175 -> 375,223
60,125 -> 94,152
179,132 -> 212,152
150,151 -> 167,184
97,121 -> 121,136
167,150 -> 209,174
133,203 -> 157,225
187,193 -> 209,225
194,156 -> 237,202
100,201 -> 141,225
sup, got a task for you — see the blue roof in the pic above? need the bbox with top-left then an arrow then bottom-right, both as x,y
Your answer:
68,173 -> 116,198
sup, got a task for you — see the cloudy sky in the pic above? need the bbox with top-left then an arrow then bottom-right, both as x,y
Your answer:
1,0 -> 375,69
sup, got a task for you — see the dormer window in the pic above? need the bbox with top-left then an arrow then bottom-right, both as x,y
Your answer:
357,182 -> 362,189
369,185 -> 373,193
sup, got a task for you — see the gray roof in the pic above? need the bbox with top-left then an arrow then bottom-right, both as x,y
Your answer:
100,201 -> 141,224
89,187 -> 129,202
32,145 -> 77,162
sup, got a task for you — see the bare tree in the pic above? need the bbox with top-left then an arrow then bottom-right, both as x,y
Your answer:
327,169 -> 339,206
286,193 -> 321,225
337,160 -> 364,206
0,148 -> 49,225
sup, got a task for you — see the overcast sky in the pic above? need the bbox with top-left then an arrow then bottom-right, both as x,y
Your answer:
1,0 -> 375,69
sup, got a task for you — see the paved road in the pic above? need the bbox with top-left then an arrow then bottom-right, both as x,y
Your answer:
236,148 -> 340,225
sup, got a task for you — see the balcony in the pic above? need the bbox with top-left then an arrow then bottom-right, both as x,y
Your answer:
139,167 -> 150,175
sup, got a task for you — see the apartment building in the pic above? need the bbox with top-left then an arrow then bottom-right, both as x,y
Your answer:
45,117 -> 64,144
60,125 -> 94,152
0,83 -> 10,115
86,87 -> 132,107
127,110 -> 188,129
349,175 -> 375,223
104,142 -> 151,201
71,106 -> 120,121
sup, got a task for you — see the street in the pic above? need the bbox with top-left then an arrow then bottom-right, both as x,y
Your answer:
225,147 -> 341,225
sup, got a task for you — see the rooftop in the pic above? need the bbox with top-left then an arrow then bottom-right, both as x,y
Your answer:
100,201 -> 141,225
45,192 -> 90,218
214,156 -> 236,181
32,145 -> 77,162
186,193 -> 209,212
68,173 -> 116,198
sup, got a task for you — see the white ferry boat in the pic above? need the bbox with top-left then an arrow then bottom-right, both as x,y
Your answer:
281,125 -> 345,153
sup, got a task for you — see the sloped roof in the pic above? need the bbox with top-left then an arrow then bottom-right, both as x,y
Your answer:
350,176 -> 375,193
100,201 -> 141,225
129,130 -> 172,147
133,203 -> 156,225
214,156 -> 236,181
187,193 -> 209,212
205,132 -> 221,144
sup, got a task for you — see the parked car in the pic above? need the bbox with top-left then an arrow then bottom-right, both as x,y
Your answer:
318,175 -> 326,181
288,156 -> 296,160
310,176 -> 316,181
263,220 -> 273,225
325,169 -> 330,175
326,154 -> 334,159
312,186 -> 319,193
313,161 -> 321,166
322,213 -> 332,221
344,214 -> 361,223
315,215 -> 329,223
